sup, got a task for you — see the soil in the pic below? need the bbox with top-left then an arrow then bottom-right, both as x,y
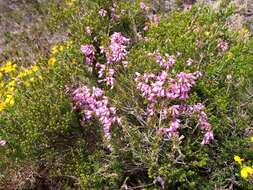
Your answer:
0,0 -> 67,64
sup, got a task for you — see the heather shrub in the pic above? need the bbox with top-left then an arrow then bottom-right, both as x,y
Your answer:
0,0 -> 253,189
110,9 -> 253,189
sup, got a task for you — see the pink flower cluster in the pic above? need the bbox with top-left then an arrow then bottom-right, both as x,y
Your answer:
96,63 -> 115,87
135,51 -> 213,145
99,9 -> 107,17
71,86 -> 119,142
81,32 -> 129,88
135,70 -> 202,115
140,1 -> 149,11
158,104 -> 214,145
169,71 -> 202,100
80,44 -> 96,73
110,3 -> 119,20
155,52 -> 175,70
99,3 -> 119,20
99,32 -> 129,87
217,39 -> 229,52
186,58 -> 193,66
102,32 -> 130,64
139,1 -> 160,26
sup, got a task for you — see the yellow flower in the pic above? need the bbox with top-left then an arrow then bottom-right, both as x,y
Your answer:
241,166 -> 253,180
250,136 -> 253,143
241,28 -> 249,34
246,167 -> 253,174
31,65 -> 39,72
7,86 -> 15,93
9,98 -> 14,106
241,168 -> 249,179
51,45 -> 58,55
0,102 -> 5,112
204,31 -> 210,36
59,45 -> 64,52
30,77 -> 35,82
0,82 -> 4,88
1,60 -> 17,73
20,68 -> 33,76
38,76 -> 43,81
8,80 -> 16,87
48,57 -> 56,66
234,155 -> 244,165
227,52 -> 235,60
5,94 -> 14,106
17,72 -> 25,78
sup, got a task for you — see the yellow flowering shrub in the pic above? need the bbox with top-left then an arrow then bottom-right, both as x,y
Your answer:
0,43 -> 68,112
0,60 -> 42,113
48,43 -> 69,67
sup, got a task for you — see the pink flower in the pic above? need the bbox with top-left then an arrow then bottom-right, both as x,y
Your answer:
99,9 -> 107,17
170,105 -> 181,118
143,25 -> 149,31
140,1 -> 150,11
183,4 -> 192,11
135,50 -> 213,145
140,1 -> 146,10
158,119 -> 181,139
150,14 -> 160,24
80,44 -> 96,72
217,39 -> 229,52
95,33 -> 129,88
136,69 -> 201,115
111,32 -> 129,45
104,32 -> 129,65
161,106 -> 168,119
81,34 -> 129,88
192,103 -> 205,113
167,55 -> 175,65
169,119 -> 181,133
96,62 -> 106,78
186,58 -> 193,66
155,52 -> 175,70
71,85 -> 119,144
110,6 -> 119,20
201,131 -> 214,145
176,51 -> 181,57
167,72 -> 201,100
105,68 -> 115,87
0,140 -> 6,146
